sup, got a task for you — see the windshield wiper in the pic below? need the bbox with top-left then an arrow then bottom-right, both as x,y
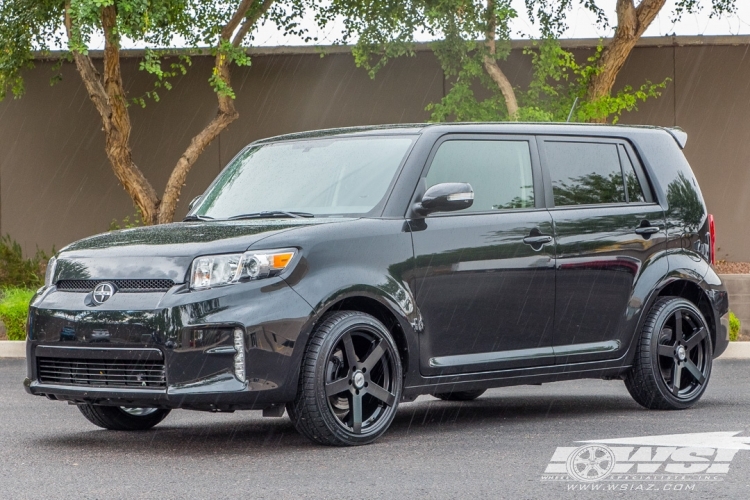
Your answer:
226,211 -> 315,220
183,214 -> 215,222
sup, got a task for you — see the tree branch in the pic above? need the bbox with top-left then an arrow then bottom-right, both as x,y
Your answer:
586,0 -> 666,121
233,0 -> 275,47
157,0 -> 268,223
63,2 -> 110,120
483,0 -> 519,120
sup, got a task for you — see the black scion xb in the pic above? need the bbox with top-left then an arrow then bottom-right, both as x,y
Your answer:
26,123 -> 729,446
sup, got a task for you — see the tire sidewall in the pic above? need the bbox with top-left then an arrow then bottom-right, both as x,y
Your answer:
312,313 -> 403,445
647,298 -> 713,409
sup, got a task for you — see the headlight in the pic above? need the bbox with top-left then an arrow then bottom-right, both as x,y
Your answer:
44,256 -> 57,287
190,248 -> 297,290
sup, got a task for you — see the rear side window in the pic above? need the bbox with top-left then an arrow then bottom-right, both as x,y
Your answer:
425,140 -> 534,212
545,141 -> 625,206
619,145 -> 646,203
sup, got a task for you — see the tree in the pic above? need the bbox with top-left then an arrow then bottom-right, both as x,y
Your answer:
529,0 -> 737,122
322,0 -> 668,123
0,0 -> 308,224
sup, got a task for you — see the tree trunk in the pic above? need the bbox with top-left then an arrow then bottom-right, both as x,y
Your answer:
64,2 -> 160,224
157,0 -> 275,224
483,0 -> 519,120
587,0 -> 666,122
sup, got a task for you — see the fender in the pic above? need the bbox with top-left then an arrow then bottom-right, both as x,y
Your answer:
621,261 -> 725,367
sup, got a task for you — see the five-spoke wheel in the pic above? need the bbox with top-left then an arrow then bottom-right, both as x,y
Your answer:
625,297 -> 713,410
288,311 -> 402,446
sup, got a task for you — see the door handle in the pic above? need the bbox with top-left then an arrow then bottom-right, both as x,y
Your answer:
523,235 -> 553,245
634,226 -> 660,235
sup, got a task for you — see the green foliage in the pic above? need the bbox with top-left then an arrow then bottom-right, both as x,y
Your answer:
0,288 -> 35,340
729,311 -> 741,342
0,0 -> 314,104
109,208 -> 145,230
323,0 -> 731,123
0,235 -> 50,289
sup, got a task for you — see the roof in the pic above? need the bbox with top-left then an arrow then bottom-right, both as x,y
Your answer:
253,122 -> 686,147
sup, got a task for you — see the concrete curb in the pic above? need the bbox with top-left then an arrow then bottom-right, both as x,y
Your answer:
0,341 -> 25,358
1,341 -> 749,360
718,341 -> 750,360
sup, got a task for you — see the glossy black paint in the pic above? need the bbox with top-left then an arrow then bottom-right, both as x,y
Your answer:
25,123 -> 729,411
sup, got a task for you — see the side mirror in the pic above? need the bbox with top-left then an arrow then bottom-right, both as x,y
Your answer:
414,182 -> 474,216
188,196 -> 202,212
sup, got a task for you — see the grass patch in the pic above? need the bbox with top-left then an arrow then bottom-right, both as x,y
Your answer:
729,311 -> 741,342
0,288 -> 35,341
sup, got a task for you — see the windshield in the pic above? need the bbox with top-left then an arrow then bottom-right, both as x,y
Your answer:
193,136 -> 415,218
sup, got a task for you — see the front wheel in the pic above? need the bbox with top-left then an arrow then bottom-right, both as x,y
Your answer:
78,405 -> 171,431
625,297 -> 713,410
287,311 -> 403,446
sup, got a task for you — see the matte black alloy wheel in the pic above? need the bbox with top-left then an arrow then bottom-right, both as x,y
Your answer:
656,308 -> 710,399
288,311 -> 403,446
625,297 -> 713,410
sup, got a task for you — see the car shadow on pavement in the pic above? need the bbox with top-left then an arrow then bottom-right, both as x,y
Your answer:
30,392 -> 648,455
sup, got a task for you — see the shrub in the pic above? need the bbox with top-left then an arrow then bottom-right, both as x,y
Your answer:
729,311 -> 741,342
0,234 -> 49,288
0,288 -> 35,340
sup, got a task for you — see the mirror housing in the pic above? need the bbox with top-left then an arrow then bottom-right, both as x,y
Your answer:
188,196 -> 202,212
414,182 -> 474,216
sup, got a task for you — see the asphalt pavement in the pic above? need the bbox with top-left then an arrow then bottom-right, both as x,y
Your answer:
1,358 -> 749,499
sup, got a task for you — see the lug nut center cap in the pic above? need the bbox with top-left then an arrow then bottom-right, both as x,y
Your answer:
676,346 -> 687,361
352,371 -> 365,389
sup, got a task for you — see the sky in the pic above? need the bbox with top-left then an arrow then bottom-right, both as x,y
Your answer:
87,1 -> 750,50
248,0 -> 750,47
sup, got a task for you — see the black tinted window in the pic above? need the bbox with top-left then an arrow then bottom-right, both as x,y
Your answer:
425,140 -> 534,212
619,145 -> 646,203
546,141 -> 625,206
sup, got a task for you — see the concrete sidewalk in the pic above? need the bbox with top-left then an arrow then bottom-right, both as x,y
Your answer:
2,340 -> 749,359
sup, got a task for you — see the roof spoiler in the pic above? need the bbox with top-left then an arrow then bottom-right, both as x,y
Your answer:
666,127 -> 688,149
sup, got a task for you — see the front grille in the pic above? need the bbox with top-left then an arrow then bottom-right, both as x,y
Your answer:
37,357 -> 166,389
56,279 -> 175,293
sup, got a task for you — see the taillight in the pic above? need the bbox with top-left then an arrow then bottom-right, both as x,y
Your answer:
708,214 -> 716,264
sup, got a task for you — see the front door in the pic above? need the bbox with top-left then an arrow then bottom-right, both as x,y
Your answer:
411,136 -> 557,376
539,137 -> 667,364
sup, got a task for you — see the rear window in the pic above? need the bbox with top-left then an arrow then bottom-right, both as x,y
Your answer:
545,141 -> 626,206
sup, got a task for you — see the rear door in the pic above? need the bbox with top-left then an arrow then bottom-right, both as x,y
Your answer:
539,137 -> 666,364
411,135 -> 557,376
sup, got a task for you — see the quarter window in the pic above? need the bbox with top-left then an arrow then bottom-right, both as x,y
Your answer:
619,145 -> 646,203
545,141 -> 626,206
425,140 -> 534,212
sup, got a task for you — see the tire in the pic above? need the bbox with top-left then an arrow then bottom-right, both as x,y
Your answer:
78,405 -> 171,431
433,389 -> 486,401
625,297 -> 713,410
287,311 -> 403,446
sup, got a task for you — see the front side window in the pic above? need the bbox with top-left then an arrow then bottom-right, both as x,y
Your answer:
194,136 -> 415,218
425,140 -> 534,212
546,141 -> 626,206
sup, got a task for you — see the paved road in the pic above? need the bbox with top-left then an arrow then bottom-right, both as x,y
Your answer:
1,358 -> 749,499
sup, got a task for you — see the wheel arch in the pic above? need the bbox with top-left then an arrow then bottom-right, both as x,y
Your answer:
656,278 -> 717,352
316,293 -> 414,378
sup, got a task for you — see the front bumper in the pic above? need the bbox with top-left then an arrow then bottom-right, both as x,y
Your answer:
24,278 -> 314,411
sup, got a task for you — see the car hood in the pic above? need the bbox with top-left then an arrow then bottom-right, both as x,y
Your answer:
53,218 -> 351,283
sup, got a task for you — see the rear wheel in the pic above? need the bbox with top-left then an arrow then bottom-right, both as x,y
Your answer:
78,405 -> 170,431
625,297 -> 713,410
287,311 -> 403,446
433,389 -> 486,401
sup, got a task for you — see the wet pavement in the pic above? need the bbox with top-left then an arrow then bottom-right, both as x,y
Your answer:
1,358 -> 749,499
